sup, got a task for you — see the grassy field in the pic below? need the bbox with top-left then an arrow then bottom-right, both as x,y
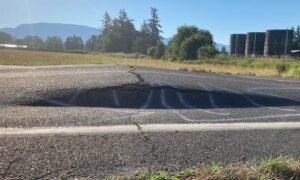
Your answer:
1,49 -> 300,78
106,157 -> 300,180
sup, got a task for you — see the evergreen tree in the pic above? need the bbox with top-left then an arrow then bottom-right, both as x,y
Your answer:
140,20 -> 151,43
101,12 -> 112,34
100,9 -> 138,53
132,36 -> 148,54
22,36 -> 45,50
85,35 -> 98,51
65,35 -> 84,50
45,36 -> 64,52
117,9 -> 131,25
0,32 -> 13,44
148,7 -> 163,45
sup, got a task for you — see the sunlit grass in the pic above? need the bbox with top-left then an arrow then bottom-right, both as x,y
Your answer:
1,49 -> 299,77
106,157 -> 300,180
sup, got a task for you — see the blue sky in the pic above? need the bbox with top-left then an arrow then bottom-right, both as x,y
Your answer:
0,0 -> 299,44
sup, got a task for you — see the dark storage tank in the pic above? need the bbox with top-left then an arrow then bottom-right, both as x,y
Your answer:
245,32 -> 265,57
264,30 -> 294,57
230,34 -> 246,56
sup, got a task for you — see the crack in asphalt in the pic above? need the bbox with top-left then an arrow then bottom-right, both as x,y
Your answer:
0,149 -> 24,179
133,121 -> 156,154
128,66 -> 145,84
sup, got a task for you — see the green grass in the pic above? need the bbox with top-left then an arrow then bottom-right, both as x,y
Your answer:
136,168 -> 195,180
259,156 -> 292,176
1,49 -> 300,78
106,157 -> 300,180
182,57 -> 300,77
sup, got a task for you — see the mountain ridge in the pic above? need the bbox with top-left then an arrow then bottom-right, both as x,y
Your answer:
0,23 -> 100,42
0,23 -> 228,51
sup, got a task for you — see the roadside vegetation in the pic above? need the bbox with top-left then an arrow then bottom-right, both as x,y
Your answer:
2,49 -> 300,78
1,8 -> 300,78
105,157 -> 300,180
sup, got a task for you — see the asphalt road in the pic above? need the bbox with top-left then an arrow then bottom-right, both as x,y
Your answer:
0,64 -> 300,179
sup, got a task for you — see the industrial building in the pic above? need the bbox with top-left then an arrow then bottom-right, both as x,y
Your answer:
245,32 -> 265,57
230,29 -> 294,58
229,34 -> 246,56
264,30 -> 294,57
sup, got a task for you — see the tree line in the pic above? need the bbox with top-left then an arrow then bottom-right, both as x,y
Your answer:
2,8 -> 299,60
97,8 -> 165,58
0,8 -> 220,60
0,8 -> 166,57
0,32 -> 86,52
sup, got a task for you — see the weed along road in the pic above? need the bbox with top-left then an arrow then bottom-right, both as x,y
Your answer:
0,64 -> 300,178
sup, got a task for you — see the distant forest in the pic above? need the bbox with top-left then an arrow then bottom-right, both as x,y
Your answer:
0,8 -> 300,60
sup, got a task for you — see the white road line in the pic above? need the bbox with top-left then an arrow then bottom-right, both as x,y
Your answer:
0,122 -> 300,136
244,96 -> 297,112
219,87 -> 297,112
161,90 -> 228,122
68,88 -> 82,104
248,87 -> 300,103
140,90 -> 154,109
112,90 -> 120,107
45,99 -> 73,107
199,84 -> 221,109
176,92 -> 228,116
161,90 -> 300,122
208,93 -> 218,108
214,113 -> 300,122
161,89 -> 193,122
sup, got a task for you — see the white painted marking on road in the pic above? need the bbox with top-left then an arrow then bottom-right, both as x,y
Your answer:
45,99 -> 73,107
112,90 -> 120,107
214,113 -> 300,122
248,87 -> 300,103
161,90 -> 227,122
0,122 -> 299,136
141,90 -> 154,109
68,88 -> 82,104
176,92 -> 228,116
244,96 -> 297,112
161,89 -> 300,122
161,89 -> 194,122
219,87 -> 297,112
199,85 -> 221,109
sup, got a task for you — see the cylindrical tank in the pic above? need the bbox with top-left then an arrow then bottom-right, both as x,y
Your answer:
264,30 -> 294,57
245,32 -> 265,57
230,34 -> 246,56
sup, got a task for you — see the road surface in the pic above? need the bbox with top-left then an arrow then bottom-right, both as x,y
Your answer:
0,64 -> 299,179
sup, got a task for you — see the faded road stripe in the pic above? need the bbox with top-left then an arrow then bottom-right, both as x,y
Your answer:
0,122 -> 300,136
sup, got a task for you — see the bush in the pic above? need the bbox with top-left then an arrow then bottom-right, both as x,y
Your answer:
148,42 -> 165,59
197,45 -> 217,59
148,46 -> 156,58
275,63 -> 290,75
132,37 -> 149,54
165,26 -> 214,60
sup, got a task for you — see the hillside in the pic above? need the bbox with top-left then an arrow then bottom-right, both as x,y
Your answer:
0,23 -> 100,42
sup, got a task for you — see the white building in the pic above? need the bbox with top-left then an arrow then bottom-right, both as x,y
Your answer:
0,44 -> 27,49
